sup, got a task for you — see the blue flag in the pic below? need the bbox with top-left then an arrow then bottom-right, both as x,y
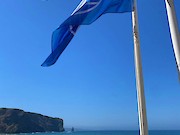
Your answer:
42,0 -> 134,67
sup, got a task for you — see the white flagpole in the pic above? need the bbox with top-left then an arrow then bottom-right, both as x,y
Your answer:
132,0 -> 148,135
165,0 -> 180,78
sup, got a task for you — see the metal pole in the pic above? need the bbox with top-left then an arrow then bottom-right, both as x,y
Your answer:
132,0 -> 148,135
165,0 -> 180,78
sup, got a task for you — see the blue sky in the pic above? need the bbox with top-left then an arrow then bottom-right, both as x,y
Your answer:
0,0 -> 180,130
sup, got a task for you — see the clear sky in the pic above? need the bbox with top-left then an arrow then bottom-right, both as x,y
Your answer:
0,0 -> 180,131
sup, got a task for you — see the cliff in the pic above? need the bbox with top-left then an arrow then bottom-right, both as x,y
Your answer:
0,108 -> 64,133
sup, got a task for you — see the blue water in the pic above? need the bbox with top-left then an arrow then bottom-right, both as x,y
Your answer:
9,131 -> 179,135
62,131 -> 180,135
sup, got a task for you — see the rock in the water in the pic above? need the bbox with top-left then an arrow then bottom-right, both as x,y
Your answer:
0,108 -> 64,133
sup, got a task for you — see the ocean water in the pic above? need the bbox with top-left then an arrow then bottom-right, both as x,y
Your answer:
5,131 -> 179,135
62,131 -> 180,135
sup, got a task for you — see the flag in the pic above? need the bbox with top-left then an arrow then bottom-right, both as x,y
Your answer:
42,0 -> 134,67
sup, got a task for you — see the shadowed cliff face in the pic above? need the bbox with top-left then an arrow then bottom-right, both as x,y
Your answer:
0,108 -> 64,133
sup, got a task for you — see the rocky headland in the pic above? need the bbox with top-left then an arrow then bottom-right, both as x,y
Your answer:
0,108 -> 64,133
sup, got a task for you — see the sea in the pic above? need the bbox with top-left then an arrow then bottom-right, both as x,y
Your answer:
59,131 -> 180,135
1,131 -> 179,135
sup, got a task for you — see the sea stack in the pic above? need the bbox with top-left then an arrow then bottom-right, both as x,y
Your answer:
0,108 -> 64,133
